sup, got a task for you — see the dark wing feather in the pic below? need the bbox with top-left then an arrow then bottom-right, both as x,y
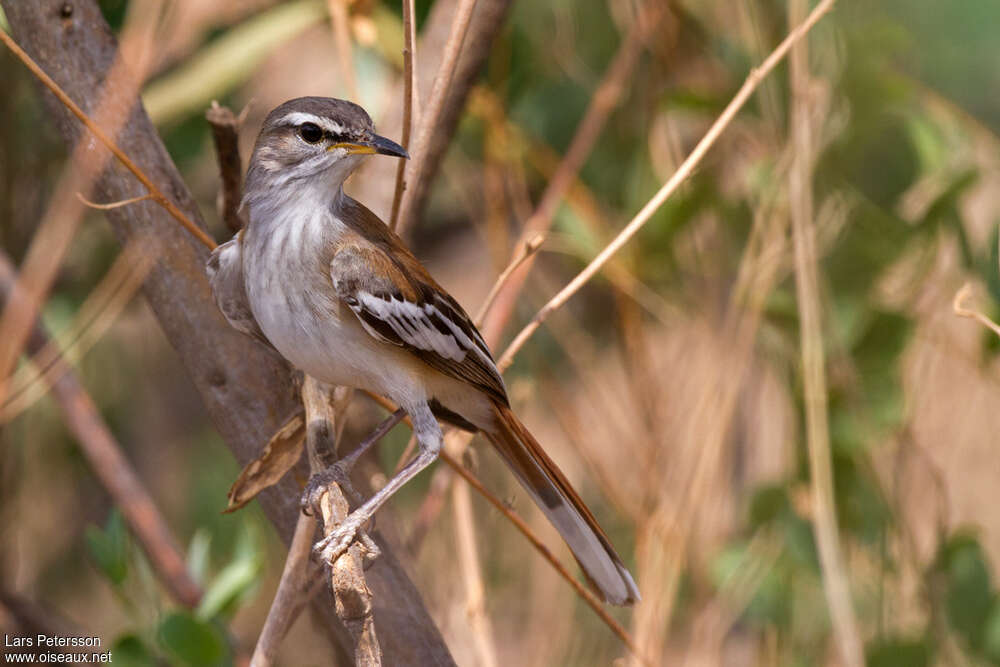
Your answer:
329,242 -> 508,405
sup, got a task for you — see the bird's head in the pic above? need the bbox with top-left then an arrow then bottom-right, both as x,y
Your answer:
244,97 -> 407,208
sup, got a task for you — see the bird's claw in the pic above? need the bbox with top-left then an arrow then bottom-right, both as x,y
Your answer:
301,461 -> 363,516
314,513 -> 381,568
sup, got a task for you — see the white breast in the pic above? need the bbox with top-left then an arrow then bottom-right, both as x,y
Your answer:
241,203 -> 433,409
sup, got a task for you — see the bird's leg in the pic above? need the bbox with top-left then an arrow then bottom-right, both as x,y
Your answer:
301,408 -> 406,511
314,403 -> 442,565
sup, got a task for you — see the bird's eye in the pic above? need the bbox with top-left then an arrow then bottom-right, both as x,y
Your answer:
299,123 -> 324,144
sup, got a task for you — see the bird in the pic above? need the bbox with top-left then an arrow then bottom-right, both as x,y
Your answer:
207,96 -> 639,605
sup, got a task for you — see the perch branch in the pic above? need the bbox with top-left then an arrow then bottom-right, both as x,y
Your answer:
302,378 -> 382,667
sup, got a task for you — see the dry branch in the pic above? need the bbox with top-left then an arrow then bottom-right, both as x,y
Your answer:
359,390 -> 644,659
394,0 -> 478,234
251,509 -> 322,666
954,283 -> 1000,338
388,0 -> 419,231
1,242 -> 153,423
1,3 -> 453,663
206,103 -> 247,233
0,250 -> 202,609
355,0 -> 513,224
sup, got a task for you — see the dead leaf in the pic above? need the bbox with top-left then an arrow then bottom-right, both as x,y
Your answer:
225,411 -> 306,512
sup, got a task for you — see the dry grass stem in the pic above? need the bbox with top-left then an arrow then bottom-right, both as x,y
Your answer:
953,283 -> 1000,338
1,243 -> 153,423
0,250 -> 202,609
496,0 -> 836,371
75,192 -> 155,210
405,429 -> 473,553
480,0 -> 664,344
388,0 -> 419,231
250,512 -> 322,667
788,0 -> 862,664
474,232 -> 546,326
327,0 -> 360,101
394,0 -> 478,234
452,481 -> 498,667
443,447 -> 648,664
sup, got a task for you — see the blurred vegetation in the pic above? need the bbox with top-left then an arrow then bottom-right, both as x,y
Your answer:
3,0 -> 1000,665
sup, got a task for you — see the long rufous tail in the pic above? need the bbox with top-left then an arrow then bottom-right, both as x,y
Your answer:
485,402 -> 639,605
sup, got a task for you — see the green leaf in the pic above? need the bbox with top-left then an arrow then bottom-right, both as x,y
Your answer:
85,510 -> 130,586
938,534 -> 996,650
109,634 -> 156,667
748,484 -> 791,529
866,637 -> 932,667
158,612 -> 229,667
783,514 -> 820,572
187,529 -> 212,587
196,526 -> 262,621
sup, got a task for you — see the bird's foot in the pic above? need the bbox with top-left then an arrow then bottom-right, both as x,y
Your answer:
301,464 -> 380,568
301,460 -> 363,512
314,511 -> 381,567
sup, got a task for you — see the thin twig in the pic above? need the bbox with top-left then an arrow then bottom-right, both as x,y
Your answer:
443,446 -> 648,664
953,283 -> 1000,338
0,250 -> 202,609
496,0 -> 837,371
787,0 -> 862,664
1,242 -> 153,422
388,0 -> 419,231
394,0 -> 479,234
327,0 -> 360,101
0,29 -> 215,250
251,512 -> 321,667
474,233 -> 546,326
76,192 -> 154,210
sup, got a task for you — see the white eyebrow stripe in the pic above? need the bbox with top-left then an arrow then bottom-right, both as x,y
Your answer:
277,112 -> 345,136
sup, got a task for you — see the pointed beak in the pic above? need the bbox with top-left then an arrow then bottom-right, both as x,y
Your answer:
371,134 -> 409,158
329,134 -> 409,159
